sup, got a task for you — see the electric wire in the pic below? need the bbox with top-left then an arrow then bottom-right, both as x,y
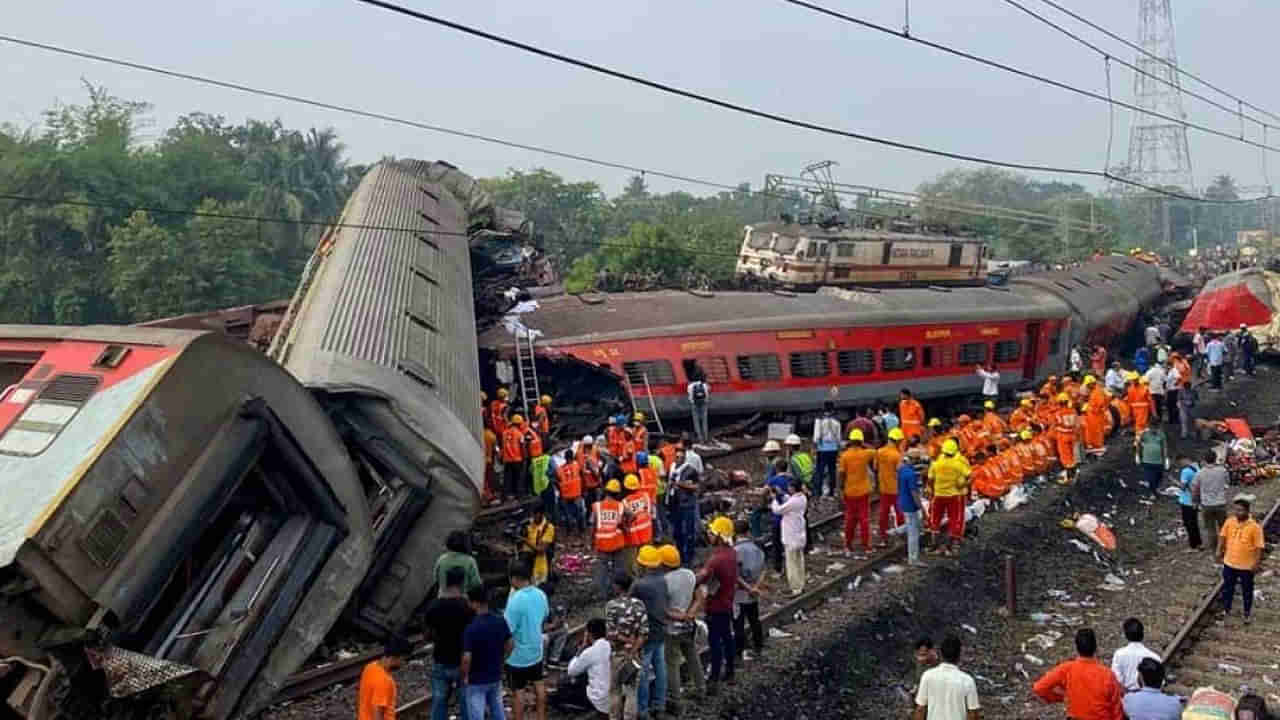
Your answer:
779,0 -> 1280,154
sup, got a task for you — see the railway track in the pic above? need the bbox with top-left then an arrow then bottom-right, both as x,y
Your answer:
1161,498 -> 1280,700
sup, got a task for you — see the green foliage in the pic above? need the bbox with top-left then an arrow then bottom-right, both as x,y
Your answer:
0,84 -> 355,323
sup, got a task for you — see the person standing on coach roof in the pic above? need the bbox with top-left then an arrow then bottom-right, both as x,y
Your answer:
504,562 -> 550,720
813,401 -> 843,497
1219,495 -> 1266,624
686,373 -> 710,444
913,633 -> 981,720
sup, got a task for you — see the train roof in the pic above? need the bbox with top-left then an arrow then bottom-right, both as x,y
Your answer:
746,221 -> 984,242
0,325 -> 204,566
479,284 -> 1062,348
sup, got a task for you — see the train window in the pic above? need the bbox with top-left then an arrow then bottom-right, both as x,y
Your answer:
623,360 -> 677,387
957,342 -> 988,366
836,243 -> 855,257
737,354 -> 783,381
836,349 -> 874,375
747,230 -> 772,250
774,235 -> 799,254
922,346 -> 933,368
994,340 -> 1021,363
789,351 -> 831,378
0,374 -> 101,456
922,345 -> 952,368
682,356 -> 730,383
881,347 -> 916,372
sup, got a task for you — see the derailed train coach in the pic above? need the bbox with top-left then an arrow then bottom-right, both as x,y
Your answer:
0,326 -> 372,720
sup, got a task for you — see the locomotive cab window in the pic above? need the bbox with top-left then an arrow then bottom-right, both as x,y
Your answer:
737,353 -> 782,381
623,360 -> 677,387
881,347 -> 916,372
958,342 -> 988,366
837,349 -> 875,375
682,356 -> 730,383
789,351 -> 831,378
994,340 -> 1021,363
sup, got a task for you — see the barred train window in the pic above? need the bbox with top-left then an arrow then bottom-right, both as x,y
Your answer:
683,356 -> 730,383
836,349 -> 874,375
622,360 -> 677,386
736,354 -> 782,381
958,342 -> 988,366
994,340 -> 1021,363
881,347 -> 916,372
788,351 -> 830,378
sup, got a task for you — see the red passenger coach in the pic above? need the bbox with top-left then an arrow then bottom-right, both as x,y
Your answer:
482,285 -> 1071,418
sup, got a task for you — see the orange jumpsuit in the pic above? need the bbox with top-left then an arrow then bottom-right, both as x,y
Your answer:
1054,406 -> 1079,469
982,411 -> 1007,437
998,448 -> 1024,486
971,461 -> 1005,498
1008,407 -> 1033,434
1082,387 -> 1108,453
1127,385 -> 1152,434
1015,441 -> 1038,478
1110,396 -> 1131,427
1033,435 -> 1054,474
900,398 -> 926,440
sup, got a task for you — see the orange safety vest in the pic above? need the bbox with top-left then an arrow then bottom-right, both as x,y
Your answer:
532,405 -> 550,435
557,460 -> 583,500
606,427 -> 627,458
638,466 -> 659,505
1015,442 -> 1038,476
593,499 -> 625,552
581,448 -> 602,489
657,443 -> 678,472
1008,407 -> 1032,433
501,427 -> 525,463
632,425 -> 649,452
621,492 -> 653,546
490,400 -> 508,436
524,429 -> 544,458
982,412 -> 1007,437
900,398 -> 925,438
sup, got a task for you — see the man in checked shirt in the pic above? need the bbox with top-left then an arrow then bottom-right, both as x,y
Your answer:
605,574 -> 648,720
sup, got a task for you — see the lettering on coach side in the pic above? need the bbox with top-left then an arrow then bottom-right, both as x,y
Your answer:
979,327 -> 1000,336
925,329 -> 952,340
680,341 -> 714,352
590,347 -> 622,360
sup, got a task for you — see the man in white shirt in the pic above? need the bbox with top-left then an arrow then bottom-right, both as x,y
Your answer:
914,634 -> 981,720
1110,617 -> 1159,692
1162,363 -> 1181,427
975,363 -> 999,404
1069,346 -> 1083,373
1104,362 -> 1125,395
554,617 -> 612,717
1142,362 -> 1166,423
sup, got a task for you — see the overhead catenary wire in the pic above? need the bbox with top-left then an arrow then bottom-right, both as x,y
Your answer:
778,0 -> 1280,155
0,30 -> 1270,206
1021,0 -> 1280,127
340,0 -> 1276,205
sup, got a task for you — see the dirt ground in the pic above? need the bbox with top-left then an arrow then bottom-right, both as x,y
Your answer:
719,365 -> 1280,720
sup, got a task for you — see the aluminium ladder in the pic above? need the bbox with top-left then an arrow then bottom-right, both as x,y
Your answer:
514,330 -> 541,419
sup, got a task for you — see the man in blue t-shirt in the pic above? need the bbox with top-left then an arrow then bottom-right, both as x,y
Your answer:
897,445 -> 926,567
462,587 -> 512,720
1176,456 -> 1202,552
504,562 -> 550,720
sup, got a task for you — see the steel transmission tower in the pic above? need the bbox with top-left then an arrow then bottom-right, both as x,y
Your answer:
1125,0 -> 1194,191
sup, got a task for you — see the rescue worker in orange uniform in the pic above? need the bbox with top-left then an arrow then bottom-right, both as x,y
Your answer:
1009,398 -> 1034,434
591,479 -> 626,598
981,400 -> 1007,437
501,414 -> 527,501
557,449 -> 585,533
636,452 -> 660,522
924,418 -> 946,458
619,430 -> 638,476
926,439 -> 971,555
875,427 -> 906,544
1081,376 -> 1108,456
952,415 -> 974,456
899,388 -> 926,440
969,451 -> 1004,499
1127,374 -> 1152,435
631,412 -> 649,453
490,387 -> 510,437
838,429 -> 876,556
578,435 -> 603,507
995,438 -> 1024,487
1015,429 -> 1040,480
1039,375 -> 1059,398
1109,390 -> 1132,428
606,417 -> 627,459
1053,394 -> 1080,484
620,473 -> 653,575
483,424 -> 499,504
532,394 -> 552,437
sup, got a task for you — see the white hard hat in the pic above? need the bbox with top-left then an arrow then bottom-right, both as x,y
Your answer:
582,435 -> 594,444
763,440 -> 781,453
784,434 -> 802,447
596,435 -> 608,446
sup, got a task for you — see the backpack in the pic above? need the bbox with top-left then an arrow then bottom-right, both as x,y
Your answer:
691,382 -> 707,402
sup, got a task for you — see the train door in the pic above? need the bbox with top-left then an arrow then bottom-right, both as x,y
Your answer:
1023,322 -> 1041,380
948,243 -> 964,267
813,240 -> 830,283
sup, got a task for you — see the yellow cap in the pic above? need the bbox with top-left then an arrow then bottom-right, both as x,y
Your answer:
984,400 -> 995,410
498,388 -> 509,398
633,411 -> 646,422
1021,398 -> 1032,407
848,429 -> 864,442
1056,393 -> 1069,403
511,414 -> 525,424
605,479 -> 622,493
637,545 -> 662,568
1139,376 -> 1149,384
624,474 -> 640,490
540,394 -> 552,406
888,427 -> 905,441
927,418 -> 942,428
1083,375 -> 1097,386
709,516 -> 734,541
1019,429 -> 1033,440
942,438 -> 959,455
659,544 -> 681,568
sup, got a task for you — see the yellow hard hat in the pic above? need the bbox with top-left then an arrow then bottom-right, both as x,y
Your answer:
511,414 -> 525,424
540,394 -> 552,406
1020,398 -> 1032,407
927,418 -> 942,428
1056,393 -> 1069,403
1020,429 -> 1033,440
624,473 -> 640,490
888,427 -> 905,441
633,411 -> 646,422
659,544 -> 681,568
709,516 -> 734,541
1138,376 -> 1149,385
848,429 -> 864,442
941,438 -> 959,455
637,545 -> 662,568
983,400 -> 995,410
605,479 -> 622,493
1083,375 -> 1097,386
497,388 -> 509,399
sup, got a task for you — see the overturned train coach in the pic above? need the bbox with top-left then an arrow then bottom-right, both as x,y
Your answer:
480,256 -> 1163,417
0,159 -> 484,720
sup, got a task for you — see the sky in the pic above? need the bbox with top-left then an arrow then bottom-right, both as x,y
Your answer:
4,0 -> 1278,198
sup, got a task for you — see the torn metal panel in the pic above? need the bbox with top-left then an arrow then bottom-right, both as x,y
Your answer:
85,646 -> 201,698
